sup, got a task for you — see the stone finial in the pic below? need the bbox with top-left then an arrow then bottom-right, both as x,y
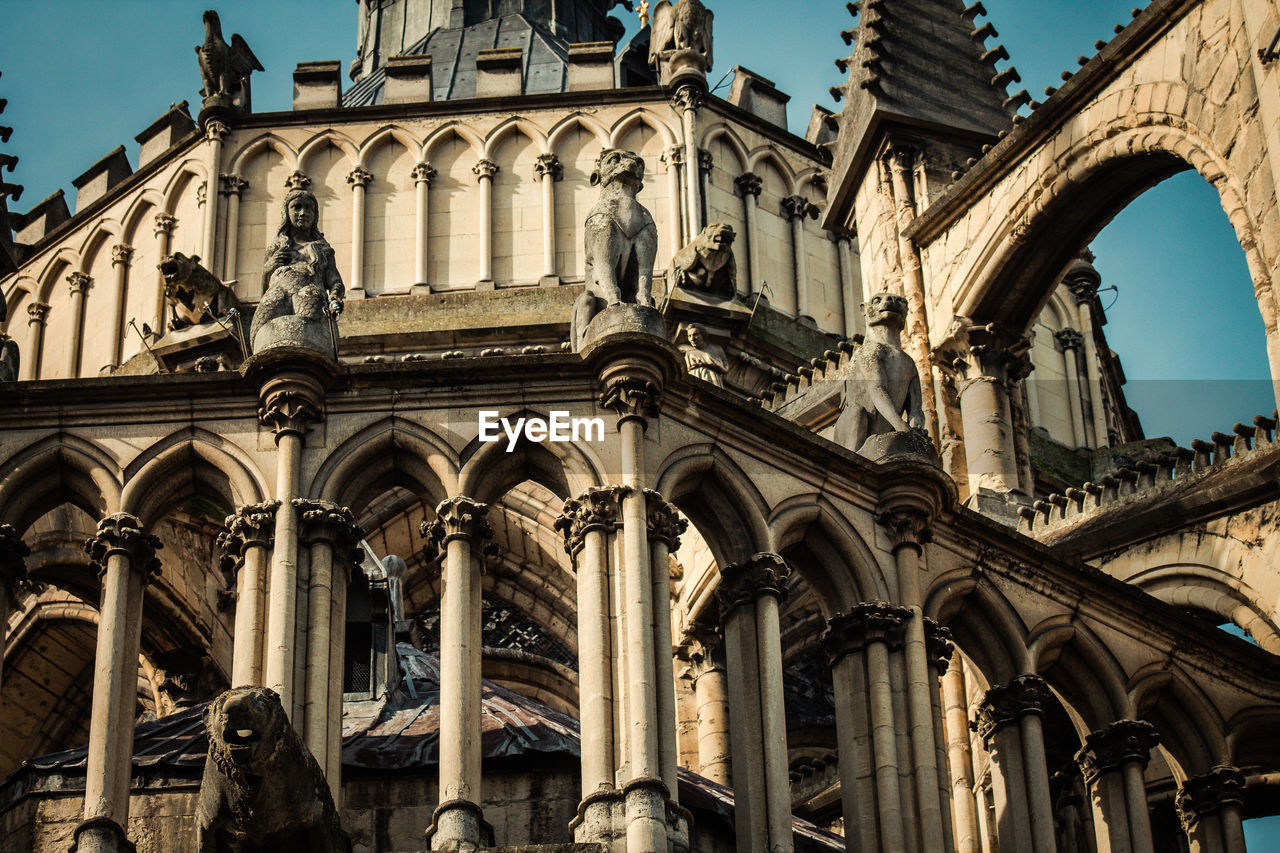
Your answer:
111,244 -> 135,266
923,617 -> 954,673
410,161 -> 438,185
822,601 -> 912,662
533,153 -> 563,181
975,674 -> 1052,741
0,524 -> 31,600
216,500 -> 280,580
423,497 -> 492,546
644,490 -> 687,548
555,486 -> 626,554
717,553 -> 791,611
66,271 -> 93,295
1075,720 -> 1160,784
472,159 -> 499,181
219,174 -> 249,197
154,212 -> 178,237
1176,765 -> 1246,830
26,302 -> 50,324
295,500 -> 365,566
284,171 -> 311,190
84,513 -> 163,583
346,167 -> 374,188
734,172 -> 762,198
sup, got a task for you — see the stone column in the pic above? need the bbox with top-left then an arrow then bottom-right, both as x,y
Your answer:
217,500 -> 279,687
202,120 -> 229,272
473,158 -> 498,286
152,213 -> 177,332
346,167 -> 373,297
411,162 -> 438,291
941,665 -> 981,853
22,301 -> 49,380
0,524 -> 31,693
925,621 -> 956,853
832,234 -> 859,338
219,175 -> 248,282
257,371 -> 324,718
823,601 -> 912,853
975,674 -> 1057,853
672,85 -> 704,243
105,245 -> 133,370
66,271 -> 93,377
678,629 -> 731,784
1066,260 -> 1111,447
950,323 -> 1029,496
645,492 -> 686,806
556,486 -> 624,842
1176,765 -> 1247,853
75,513 -> 162,853
423,497 -> 493,852
534,153 -> 562,279
734,172 -> 762,299
719,553 -> 793,853
1055,328 -> 1089,448
662,146 -> 685,256
780,195 -> 813,320
1076,719 -> 1161,853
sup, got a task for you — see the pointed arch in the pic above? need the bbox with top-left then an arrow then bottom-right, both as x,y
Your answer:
0,433 -> 121,533
767,493 -> 889,611
655,443 -> 771,568
310,416 -> 459,511
608,108 -> 677,149
297,129 -> 361,175
1036,618 -> 1132,734
161,159 -> 210,213
3,276 -> 35,332
483,116 -> 549,159
358,124 -> 422,166
423,122 -> 484,161
746,147 -> 796,196
548,112 -> 611,152
457,410 -> 605,503
121,190 -> 165,244
928,575 -> 1027,687
699,124 -> 750,168
119,428 -> 268,527
35,248 -> 79,303
1131,664 -> 1229,777
227,133 -> 299,177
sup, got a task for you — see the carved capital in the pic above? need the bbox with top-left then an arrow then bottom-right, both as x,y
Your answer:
697,148 -> 713,175
599,376 -> 660,421
205,119 -> 231,142
554,486 -> 625,554
0,523 -> 30,601
257,388 -> 322,439
1075,720 -> 1160,785
1176,766 -> 1246,830
422,497 -> 492,546
533,153 -> 563,181
1054,328 -> 1083,352
67,271 -> 93,295
284,170 -> 311,190
153,212 -> 178,238
411,161 -> 438,185
950,321 -> 1032,382
219,174 -> 249,197
975,674 -> 1053,741
196,181 -> 208,206
84,512 -> 162,584
662,146 -> 685,167
216,500 -> 280,577
347,166 -> 374,188
644,489 -> 687,548
924,617 -> 954,673
677,628 -> 726,681
295,499 -> 365,566
822,600 -> 912,661
734,172 -> 763,198
472,159 -> 499,181
670,84 -> 704,112
26,302 -> 50,324
110,244 -> 135,266
780,195 -> 818,222
717,552 -> 791,611
875,505 -> 932,549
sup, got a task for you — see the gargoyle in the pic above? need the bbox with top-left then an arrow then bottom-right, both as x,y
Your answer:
833,293 -> 926,455
158,252 -> 237,330
670,223 -> 736,300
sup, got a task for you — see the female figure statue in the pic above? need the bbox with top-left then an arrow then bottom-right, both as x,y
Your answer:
249,188 -> 345,355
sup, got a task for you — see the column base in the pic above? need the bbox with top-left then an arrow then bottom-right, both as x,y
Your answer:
570,787 -> 626,845
426,798 -> 494,852
623,776 -> 669,852
70,817 -> 135,853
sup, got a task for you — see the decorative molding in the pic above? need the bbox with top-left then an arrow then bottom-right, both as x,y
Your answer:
219,174 -> 249,197
66,271 -> 93,295
153,212 -> 178,237
599,376 -> 661,420
644,489 -> 687,549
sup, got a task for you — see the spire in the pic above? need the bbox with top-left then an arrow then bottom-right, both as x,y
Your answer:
825,0 -> 1018,219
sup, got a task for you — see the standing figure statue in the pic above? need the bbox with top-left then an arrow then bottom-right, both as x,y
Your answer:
571,149 -> 658,350
196,10 -> 263,111
833,293 -> 926,456
679,324 -> 728,387
249,189 -> 344,356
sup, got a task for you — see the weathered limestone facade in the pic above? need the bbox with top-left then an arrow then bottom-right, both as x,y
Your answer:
2,1 -> 1280,852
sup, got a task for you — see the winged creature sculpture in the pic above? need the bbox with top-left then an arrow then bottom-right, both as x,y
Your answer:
648,0 -> 713,72
195,10 -> 263,106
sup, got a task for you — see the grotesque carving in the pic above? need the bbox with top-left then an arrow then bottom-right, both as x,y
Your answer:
0,333 -> 18,382
158,252 -> 238,330
572,149 -> 658,350
834,293 -> 926,455
670,223 -> 737,300
649,0 -> 714,72
196,10 -> 263,111
679,324 -> 728,387
249,188 -> 344,356
196,687 -> 350,853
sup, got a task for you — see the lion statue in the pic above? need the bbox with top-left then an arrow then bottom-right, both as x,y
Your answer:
571,148 -> 658,351
670,223 -> 737,301
196,687 -> 350,853
158,252 -> 237,331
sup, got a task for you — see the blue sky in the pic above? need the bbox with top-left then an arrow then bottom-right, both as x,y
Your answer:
0,0 -> 1277,843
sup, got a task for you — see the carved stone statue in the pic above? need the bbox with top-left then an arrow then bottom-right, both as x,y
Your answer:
158,252 -> 238,330
670,223 -> 737,300
196,687 -> 350,852
0,333 -> 18,382
196,10 -> 263,111
834,293 -> 926,456
649,0 -> 714,72
572,149 -> 658,351
679,324 -> 728,387
249,188 -> 344,356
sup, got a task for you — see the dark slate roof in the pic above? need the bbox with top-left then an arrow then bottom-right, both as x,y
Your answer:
344,15 -> 574,107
